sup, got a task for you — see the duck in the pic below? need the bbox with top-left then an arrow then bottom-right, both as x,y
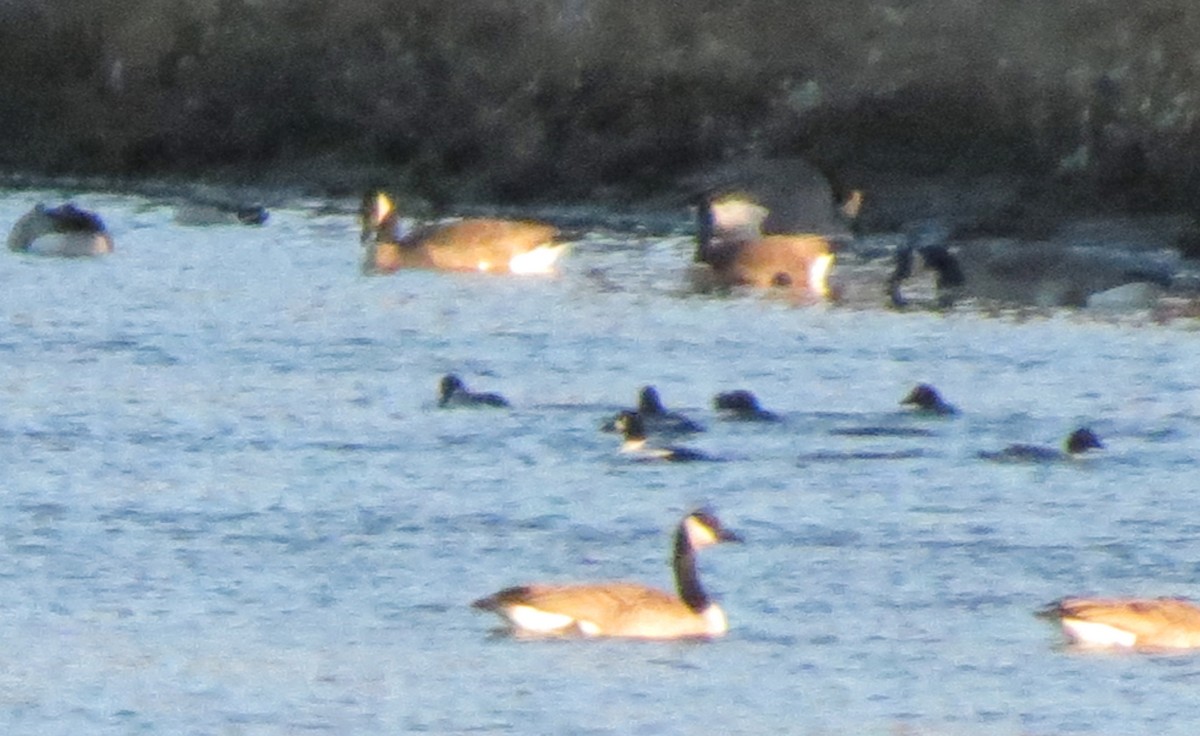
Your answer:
7,203 -> 114,257
899,384 -> 959,416
437,374 -> 509,408
1038,597 -> 1200,649
601,386 -> 704,435
360,191 -> 566,275
977,427 -> 1103,462
888,222 -> 1175,309
472,510 -> 741,639
694,191 -> 837,296
713,390 -> 781,422
612,411 -> 714,462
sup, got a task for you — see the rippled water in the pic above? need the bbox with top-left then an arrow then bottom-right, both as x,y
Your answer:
2,188 -> 1199,735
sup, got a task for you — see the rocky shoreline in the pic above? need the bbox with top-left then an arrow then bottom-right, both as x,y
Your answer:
2,1 -> 1199,242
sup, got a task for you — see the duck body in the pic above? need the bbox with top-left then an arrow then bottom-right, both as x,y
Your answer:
7,203 -> 114,257
473,511 -> 740,639
889,229 -> 1174,308
1040,597 -> 1200,649
978,427 -> 1103,462
362,192 -> 565,275
900,384 -> 959,416
614,411 -> 714,462
602,386 -> 704,436
714,390 -> 781,422
438,374 -> 509,408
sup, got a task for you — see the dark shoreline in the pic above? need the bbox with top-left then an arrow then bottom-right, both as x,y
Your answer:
3,1 -> 1199,236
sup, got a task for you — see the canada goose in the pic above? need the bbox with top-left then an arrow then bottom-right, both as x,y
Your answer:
713,390 -> 781,422
174,201 -> 268,226
684,156 -> 862,238
978,427 -> 1103,462
437,374 -> 509,408
1039,597 -> 1200,649
888,224 -> 1174,309
695,191 -> 837,296
7,203 -> 114,257
613,410 -> 714,462
601,386 -> 704,436
360,191 -> 566,275
472,510 -> 741,639
899,384 -> 959,416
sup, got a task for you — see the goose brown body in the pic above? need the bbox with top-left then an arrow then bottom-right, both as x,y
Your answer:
475,582 -> 726,639
362,192 -> 564,275
1042,597 -> 1200,649
695,193 -> 836,296
472,512 -> 739,639
704,234 -> 836,290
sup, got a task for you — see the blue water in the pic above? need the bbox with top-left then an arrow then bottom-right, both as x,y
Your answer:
2,189 -> 1199,735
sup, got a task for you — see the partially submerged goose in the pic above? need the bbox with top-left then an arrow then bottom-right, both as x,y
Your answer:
888,224 -> 1174,309
472,510 -> 741,639
899,384 -> 959,416
613,410 -> 714,462
1039,597 -> 1200,649
978,427 -> 1103,462
7,203 -> 114,257
437,374 -> 510,408
361,191 -> 566,275
694,191 -> 837,297
174,201 -> 268,226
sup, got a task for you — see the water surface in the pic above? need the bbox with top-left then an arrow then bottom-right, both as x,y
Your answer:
1,190 -> 1199,735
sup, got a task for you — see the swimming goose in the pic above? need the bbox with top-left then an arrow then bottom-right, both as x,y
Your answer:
888,224 -> 1174,309
694,191 -> 837,296
472,510 -> 741,639
1039,597 -> 1200,649
613,411 -> 714,462
685,156 -> 862,238
899,384 -> 959,416
174,201 -> 268,226
7,203 -> 114,256
437,374 -> 510,408
978,427 -> 1103,462
360,191 -> 566,275
713,390 -> 781,422
602,386 -> 704,436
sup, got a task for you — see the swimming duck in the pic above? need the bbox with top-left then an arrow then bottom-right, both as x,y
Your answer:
437,374 -> 510,408
713,390 -> 781,422
472,510 -> 741,639
7,203 -> 114,257
613,411 -> 713,462
888,223 -> 1174,309
694,191 -> 837,296
602,386 -> 704,435
977,427 -> 1103,462
899,384 -> 959,416
1039,597 -> 1200,649
360,191 -> 566,275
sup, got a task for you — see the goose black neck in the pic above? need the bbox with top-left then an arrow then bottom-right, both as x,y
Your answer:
673,525 -> 709,611
887,246 -> 914,307
695,197 -> 715,264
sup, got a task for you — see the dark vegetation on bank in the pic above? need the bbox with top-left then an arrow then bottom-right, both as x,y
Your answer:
2,0 -> 1199,229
